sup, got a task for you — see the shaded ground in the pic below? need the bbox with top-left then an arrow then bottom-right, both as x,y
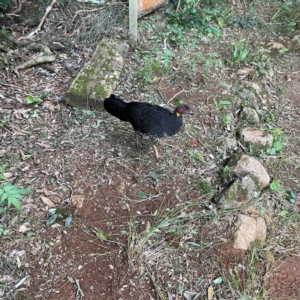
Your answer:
1,1 -> 300,299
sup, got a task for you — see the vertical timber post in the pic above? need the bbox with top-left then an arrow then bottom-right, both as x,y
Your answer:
129,0 -> 138,46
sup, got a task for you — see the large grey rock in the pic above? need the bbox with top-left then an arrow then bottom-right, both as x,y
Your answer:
213,176 -> 259,209
231,154 -> 270,188
239,127 -> 273,151
233,214 -> 267,250
66,38 -> 129,110
240,107 -> 260,125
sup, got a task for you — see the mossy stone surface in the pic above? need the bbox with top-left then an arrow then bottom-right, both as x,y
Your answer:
66,38 -> 129,110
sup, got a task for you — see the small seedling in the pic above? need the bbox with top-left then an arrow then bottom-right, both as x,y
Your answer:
26,95 -> 43,108
266,113 -> 275,124
94,231 -> 107,240
0,115 -> 9,127
188,150 -> 205,163
229,38 -> 250,66
0,164 -> 8,180
270,178 -> 280,192
222,165 -> 233,181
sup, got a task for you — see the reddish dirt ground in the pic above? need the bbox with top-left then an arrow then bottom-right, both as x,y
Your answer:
1,2 -> 300,300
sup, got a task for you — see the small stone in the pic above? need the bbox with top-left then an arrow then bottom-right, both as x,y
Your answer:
233,214 -> 267,250
222,137 -> 237,150
232,154 -> 270,188
239,127 -> 273,151
240,107 -> 260,125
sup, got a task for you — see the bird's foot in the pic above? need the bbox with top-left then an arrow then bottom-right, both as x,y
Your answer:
153,145 -> 164,162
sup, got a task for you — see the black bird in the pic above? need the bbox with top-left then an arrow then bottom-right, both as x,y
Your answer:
104,94 -> 193,160
104,94 -> 128,122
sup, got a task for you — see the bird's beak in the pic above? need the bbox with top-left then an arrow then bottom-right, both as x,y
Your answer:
187,110 -> 193,115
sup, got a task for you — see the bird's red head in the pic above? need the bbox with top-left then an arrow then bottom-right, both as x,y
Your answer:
175,104 -> 193,116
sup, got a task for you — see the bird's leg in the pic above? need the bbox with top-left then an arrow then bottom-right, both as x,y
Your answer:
153,145 -> 161,162
135,132 -> 142,148
150,137 -> 162,161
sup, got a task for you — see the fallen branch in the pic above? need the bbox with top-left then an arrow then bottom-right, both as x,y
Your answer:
26,0 -> 57,38
167,88 -> 194,104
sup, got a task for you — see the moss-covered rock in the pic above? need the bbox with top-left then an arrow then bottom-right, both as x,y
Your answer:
213,176 -> 260,209
66,38 -> 129,110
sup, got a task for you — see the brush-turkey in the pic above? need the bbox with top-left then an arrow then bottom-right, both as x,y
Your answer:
104,94 -> 193,160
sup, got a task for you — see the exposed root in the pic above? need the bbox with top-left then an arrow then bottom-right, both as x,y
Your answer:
12,43 -> 55,77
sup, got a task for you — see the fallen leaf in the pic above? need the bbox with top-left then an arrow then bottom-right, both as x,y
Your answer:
208,285 -> 214,300
40,196 -> 56,207
146,221 -> 151,231
19,224 -> 31,233
19,150 -> 26,161
36,142 -> 50,148
72,195 -> 85,209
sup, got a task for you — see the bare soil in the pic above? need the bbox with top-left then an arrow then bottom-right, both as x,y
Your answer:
1,1 -> 300,300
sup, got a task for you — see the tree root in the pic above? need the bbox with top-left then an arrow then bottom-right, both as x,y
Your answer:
12,43 -> 55,77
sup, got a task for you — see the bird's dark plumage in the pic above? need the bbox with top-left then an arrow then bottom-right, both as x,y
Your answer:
104,94 -> 193,160
124,102 -> 190,138
104,94 -> 128,121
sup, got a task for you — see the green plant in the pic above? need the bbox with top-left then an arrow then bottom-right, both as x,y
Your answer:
229,9 -> 258,29
27,95 -> 43,106
0,184 -> 30,213
188,150 -> 205,163
222,165 -> 233,181
249,48 -> 271,77
73,108 -> 96,122
194,180 -> 211,195
135,48 -> 174,83
38,92 -> 49,100
0,184 -> 31,235
0,115 -> 9,127
228,38 -> 250,66
271,1 -> 299,33
223,114 -> 232,126
270,177 -> 280,192
266,128 -> 284,155
166,0 -> 221,45
23,110 -> 39,119
214,99 -> 231,111
0,0 -> 11,10
266,113 -> 275,124
229,268 -> 239,289
0,164 -> 8,180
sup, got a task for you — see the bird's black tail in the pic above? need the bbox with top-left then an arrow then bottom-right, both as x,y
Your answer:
104,94 -> 128,122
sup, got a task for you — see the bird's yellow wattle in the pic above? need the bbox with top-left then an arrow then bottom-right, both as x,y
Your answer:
176,112 -> 181,117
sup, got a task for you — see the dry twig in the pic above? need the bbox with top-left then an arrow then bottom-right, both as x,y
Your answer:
26,0 -> 57,38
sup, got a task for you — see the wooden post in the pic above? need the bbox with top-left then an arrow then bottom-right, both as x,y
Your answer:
129,0 -> 138,46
